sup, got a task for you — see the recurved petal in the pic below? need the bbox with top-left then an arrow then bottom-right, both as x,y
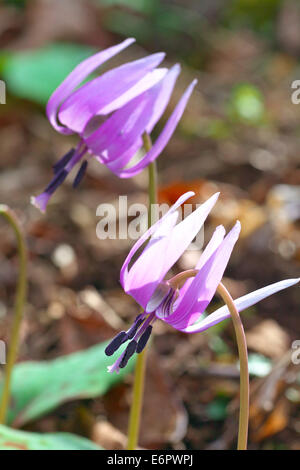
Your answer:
58,53 -> 165,135
47,38 -> 135,134
112,79 -> 197,178
124,211 -> 179,308
99,67 -> 168,115
85,65 -> 181,167
164,221 -> 241,328
179,278 -> 300,334
105,138 -> 143,173
120,191 -> 195,300
178,225 -> 226,299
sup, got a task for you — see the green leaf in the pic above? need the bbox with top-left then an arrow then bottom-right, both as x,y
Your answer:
2,43 -> 97,105
207,396 -> 230,421
228,83 -> 265,124
0,424 -> 102,450
0,341 -> 135,427
247,353 -> 272,377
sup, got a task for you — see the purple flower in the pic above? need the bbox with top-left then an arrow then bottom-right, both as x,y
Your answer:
31,38 -> 197,212
106,191 -> 299,373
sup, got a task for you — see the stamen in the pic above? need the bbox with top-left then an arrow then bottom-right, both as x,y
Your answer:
136,325 -> 152,353
105,331 -> 127,356
119,340 -> 137,368
45,169 -> 68,195
53,149 -> 75,174
73,160 -> 88,188
126,314 -> 144,339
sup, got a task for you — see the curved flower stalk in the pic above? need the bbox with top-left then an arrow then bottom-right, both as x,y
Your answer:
31,38 -> 197,212
105,191 -> 299,373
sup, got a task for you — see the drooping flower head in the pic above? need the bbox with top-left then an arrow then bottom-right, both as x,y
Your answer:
106,192 -> 299,373
31,38 -> 197,212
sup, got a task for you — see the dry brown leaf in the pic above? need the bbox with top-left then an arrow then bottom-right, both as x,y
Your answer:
246,320 -> 290,359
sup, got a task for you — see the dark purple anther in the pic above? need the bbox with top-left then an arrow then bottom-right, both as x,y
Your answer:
105,331 -> 127,356
45,169 -> 68,195
73,160 -> 88,188
53,148 -> 75,174
119,340 -> 137,368
136,325 -> 152,353
126,315 -> 144,339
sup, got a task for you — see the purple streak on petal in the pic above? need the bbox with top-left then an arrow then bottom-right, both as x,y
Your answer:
112,79 -> 197,178
47,38 -> 135,134
58,53 -> 165,134
180,278 -> 300,334
165,221 -> 241,328
120,191 -> 195,306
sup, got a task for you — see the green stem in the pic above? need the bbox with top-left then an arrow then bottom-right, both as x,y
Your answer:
217,282 -> 249,450
127,134 -> 157,450
0,205 -> 27,424
168,269 -> 249,450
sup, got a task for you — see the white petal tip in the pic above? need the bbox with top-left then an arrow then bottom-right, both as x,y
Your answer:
30,196 -> 46,214
235,220 -> 241,229
172,63 -> 181,72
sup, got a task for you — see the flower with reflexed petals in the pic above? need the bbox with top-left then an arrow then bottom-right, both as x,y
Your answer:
31,38 -> 197,212
105,192 -> 299,373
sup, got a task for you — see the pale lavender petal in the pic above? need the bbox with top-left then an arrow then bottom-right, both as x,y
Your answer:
124,211 -> 179,308
47,38 -> 135,134
112,79 -> 198,178
120,191 -> 195,296
105,64 -> 181,172
122,194 -> 218,308
180,278 -> 300,334
178,225 -> 226,299
145,64 -> 181,134
85,89 -> 154,159
58,53 -> 165,134
159,193 -> 220,280
163,221 -> 241,328
105,137 -> 143,173
100,67 -> 168,115
86,65 -> 181,168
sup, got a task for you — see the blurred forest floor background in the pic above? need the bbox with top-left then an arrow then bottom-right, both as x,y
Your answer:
0,0 -> 299,450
